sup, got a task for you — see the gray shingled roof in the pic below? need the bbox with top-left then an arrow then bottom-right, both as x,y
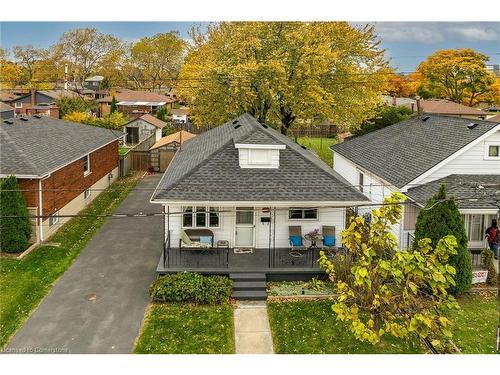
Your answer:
0,102 -> 14,113
406,174 -> 500,209
1,116 -> 123,177
152,113 -> 368,202
331,115 -> 500,188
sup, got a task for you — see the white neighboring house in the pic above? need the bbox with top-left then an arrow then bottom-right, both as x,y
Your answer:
122,113 -> 165,146
331,114 -> 500,250
150,113 -> 368,278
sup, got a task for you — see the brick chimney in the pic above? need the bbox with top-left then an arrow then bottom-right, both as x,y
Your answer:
392,96 -> 397,106
415,96 -> 422,115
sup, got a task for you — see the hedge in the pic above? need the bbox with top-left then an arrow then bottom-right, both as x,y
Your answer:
150,272 -> 233,304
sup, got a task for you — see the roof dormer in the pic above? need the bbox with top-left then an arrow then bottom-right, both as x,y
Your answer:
234,143 -> 286,169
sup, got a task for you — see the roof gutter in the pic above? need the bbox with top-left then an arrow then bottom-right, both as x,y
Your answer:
149,199 -> 369,207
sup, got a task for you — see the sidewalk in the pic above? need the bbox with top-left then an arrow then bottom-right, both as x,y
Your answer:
233,301 -> 274,354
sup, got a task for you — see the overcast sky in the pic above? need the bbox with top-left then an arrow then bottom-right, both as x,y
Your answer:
1,22 -> 499,72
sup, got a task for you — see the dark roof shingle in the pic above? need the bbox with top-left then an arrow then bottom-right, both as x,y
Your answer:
331,115 -> 499,188
152,113 -> 367,202
406,174 -> 500,209
1,116 -> 123,177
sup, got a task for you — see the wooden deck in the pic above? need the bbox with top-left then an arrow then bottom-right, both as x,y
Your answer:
156,247 -> 325,280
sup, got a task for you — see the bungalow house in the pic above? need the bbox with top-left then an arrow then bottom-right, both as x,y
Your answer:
149,130 -> 196,172
331,115 -> 500,252
97,89 -> 176,118
122,113 -> 166,146
0,102 -> 14,119
150,113 -> 368,295
383,96 -> 492,120
0,116 -> 122,244
9,89 -> 80,118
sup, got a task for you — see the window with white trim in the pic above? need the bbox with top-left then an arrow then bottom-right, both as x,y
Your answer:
248,149 -> 271,165
182,206 -> 220,228
82,154 -> 90,175
48,212 -> 59,227
485,142 -> 500,159
14,102 -> 22,108
288,208 -> 318,220
84,188 -> 91,200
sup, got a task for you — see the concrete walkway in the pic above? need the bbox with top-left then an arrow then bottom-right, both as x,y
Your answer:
234,301 -> 274,354
7,174 -> 163,354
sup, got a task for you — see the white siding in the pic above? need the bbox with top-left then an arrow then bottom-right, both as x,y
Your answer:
164,205 -> 345,248
418,130 -> 500,185
333,152 -> 405,248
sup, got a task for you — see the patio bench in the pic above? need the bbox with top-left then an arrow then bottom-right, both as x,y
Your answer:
180,229 -> 215,249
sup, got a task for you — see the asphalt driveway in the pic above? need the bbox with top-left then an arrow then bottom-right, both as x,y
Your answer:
7,174 -> 163,354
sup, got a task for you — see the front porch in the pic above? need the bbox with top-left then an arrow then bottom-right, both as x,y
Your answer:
157,245 -> 326,279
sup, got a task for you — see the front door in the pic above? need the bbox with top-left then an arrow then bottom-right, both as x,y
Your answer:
235,207 -> 254,248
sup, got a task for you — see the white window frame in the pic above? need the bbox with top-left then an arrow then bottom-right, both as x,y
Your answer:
484,142 -> 500,160
14,102 -> 22,108
48,211 -> 59,227
83,154 -> 91,175
288,208 -> 319,221
84,188 -> 91,200
182,206 -> 220,229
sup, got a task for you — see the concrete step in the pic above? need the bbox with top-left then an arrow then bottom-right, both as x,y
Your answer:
232,290 -> 268,300
233,281 -> 267,290
229,273 -> 266,282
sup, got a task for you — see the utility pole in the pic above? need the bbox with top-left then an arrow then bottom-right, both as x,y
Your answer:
64,64 -> 68,91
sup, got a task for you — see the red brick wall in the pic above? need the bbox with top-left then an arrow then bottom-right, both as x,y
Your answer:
17,140 -> 119,217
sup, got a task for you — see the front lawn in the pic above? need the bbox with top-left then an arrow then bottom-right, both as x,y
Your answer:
134,303 -> 235,354
297,137 -> 337,166
268,295 -> 498,354
0,173 -> 141,348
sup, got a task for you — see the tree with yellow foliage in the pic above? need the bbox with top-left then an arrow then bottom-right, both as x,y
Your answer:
415,49 -> 497,106
0,48 -> 23,89
179,22 -> 388,134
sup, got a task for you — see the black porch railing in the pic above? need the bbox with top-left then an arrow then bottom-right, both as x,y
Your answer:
163,231 -> 170,268
165,247 -> 230,268
269,247 -> 321,269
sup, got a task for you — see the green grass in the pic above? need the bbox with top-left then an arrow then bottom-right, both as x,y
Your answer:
268,295 -> 498,354
134,303 -> 235,354
119,147 -> 130,156
0,173 -> 142,348
297,137 -> 337,166
447,294 -> 498,354
268,300 -> 421,353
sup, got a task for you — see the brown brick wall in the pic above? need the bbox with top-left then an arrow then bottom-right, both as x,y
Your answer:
17,140 -> 118,217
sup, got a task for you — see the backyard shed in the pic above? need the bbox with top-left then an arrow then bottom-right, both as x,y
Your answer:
150,130 -> 196,172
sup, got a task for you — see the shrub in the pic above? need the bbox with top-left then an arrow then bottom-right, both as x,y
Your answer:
150,272 -> 233,304
482,249 -> 498,285
414,184 -> 472,295
0,176 -> 32,253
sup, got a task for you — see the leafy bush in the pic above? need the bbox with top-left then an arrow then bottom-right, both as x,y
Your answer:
482,249 -> 498,285
150,272 -> 233,304
56,96 -> 97,118
0,176 -> 32,253
414,184 -> 472,295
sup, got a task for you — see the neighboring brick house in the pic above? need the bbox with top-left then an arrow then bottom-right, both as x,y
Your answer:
0,116 -> 123,242
9,89 -> 81,119
97,89 -> 177,118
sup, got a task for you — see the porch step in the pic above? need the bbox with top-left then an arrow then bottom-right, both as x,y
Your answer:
233,281 -> 267,290
230,273 -> 267,300
229,273 -> 266,282
231,290 -> 268,300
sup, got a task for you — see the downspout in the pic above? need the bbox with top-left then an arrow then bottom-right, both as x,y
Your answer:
38,179 -> 44,242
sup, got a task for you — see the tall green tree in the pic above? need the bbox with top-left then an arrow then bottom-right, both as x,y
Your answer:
179,22 -> 388,134
0,176 -> 32,253
56,96 -> 97,118
353,105 -> 414,136
110,96 -> 118,114
414,184 -> 472,295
